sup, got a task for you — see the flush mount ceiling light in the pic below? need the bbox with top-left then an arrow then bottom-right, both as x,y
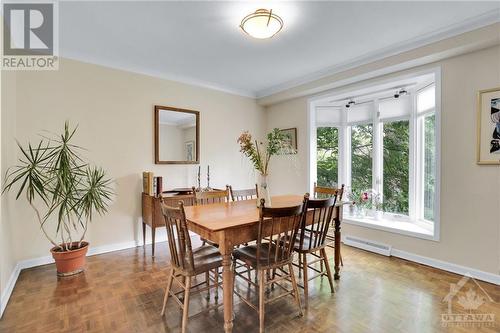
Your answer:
240,9 -> 283,39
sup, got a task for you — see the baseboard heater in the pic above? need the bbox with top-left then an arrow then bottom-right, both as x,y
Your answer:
343,235 -> 392,256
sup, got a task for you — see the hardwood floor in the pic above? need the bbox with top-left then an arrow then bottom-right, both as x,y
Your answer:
1,240 -> 499,333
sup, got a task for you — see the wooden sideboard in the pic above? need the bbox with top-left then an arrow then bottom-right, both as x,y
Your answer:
141,191 -> 195,257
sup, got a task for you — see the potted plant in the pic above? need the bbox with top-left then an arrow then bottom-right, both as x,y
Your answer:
237,128 -> 295,206
3,122 -> 113,276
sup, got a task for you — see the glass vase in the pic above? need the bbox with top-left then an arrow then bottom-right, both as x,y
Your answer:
256,173 -> 271,207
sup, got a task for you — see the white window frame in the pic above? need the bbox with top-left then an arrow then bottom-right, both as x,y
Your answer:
308,68 -> 441,241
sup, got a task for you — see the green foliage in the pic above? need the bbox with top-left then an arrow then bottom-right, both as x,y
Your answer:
424,114 -> 436,221
316,127 -> 339,187
238,128 -> 296,175
383,120 -> 409,214
351,124 -> 373,198
3,122 -> 113,250
317,121 -> 411,214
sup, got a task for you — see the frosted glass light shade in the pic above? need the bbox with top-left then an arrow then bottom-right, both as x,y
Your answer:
240,9 -> 283,39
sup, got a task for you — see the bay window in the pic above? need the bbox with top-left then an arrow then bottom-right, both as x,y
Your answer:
313,72 -> 439,239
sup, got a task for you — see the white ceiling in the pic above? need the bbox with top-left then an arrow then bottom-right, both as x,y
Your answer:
59,1 -> 500,98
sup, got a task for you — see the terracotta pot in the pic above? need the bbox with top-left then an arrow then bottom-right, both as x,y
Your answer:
50,242 -> 89,277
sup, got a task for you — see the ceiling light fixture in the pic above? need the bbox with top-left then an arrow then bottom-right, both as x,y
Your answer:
240,9 -> 284,39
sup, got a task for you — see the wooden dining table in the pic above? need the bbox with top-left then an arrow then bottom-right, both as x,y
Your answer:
183,195 -> 344,333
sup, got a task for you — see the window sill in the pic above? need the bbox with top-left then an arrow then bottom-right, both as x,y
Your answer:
343,214 -> 438,241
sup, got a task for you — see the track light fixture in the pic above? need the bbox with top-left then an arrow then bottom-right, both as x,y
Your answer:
345,99 -> 355,108
394,88 -> 408,99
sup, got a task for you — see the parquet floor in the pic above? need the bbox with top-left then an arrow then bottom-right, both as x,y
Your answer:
1,240 -> 499,333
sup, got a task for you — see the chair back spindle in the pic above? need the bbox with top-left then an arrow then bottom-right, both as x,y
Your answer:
228,184 -> 258,201
255,196 -> 308,268
161,202 -> 195,274
298,196 -> 338,251
192,187 -> 230,205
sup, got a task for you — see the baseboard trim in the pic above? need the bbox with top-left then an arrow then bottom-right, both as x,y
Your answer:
3,237 -> 498,319
391,249 -> 500,286
0,262 -> 21,318
0,236 -> 197,318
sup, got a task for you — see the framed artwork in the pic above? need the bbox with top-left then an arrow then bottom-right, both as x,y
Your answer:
280,127 -> 298,150
477,87 -> 500,165
185,141 -> 195,161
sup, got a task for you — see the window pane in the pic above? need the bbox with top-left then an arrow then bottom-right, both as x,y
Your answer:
351,124 -> 373,194
383,120 -> 409,214
417,85 -> 435,112
316,127 -> 339,187
424,114 -> 436,221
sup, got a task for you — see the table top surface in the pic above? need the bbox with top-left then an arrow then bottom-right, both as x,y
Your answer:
183,195 -> 304,232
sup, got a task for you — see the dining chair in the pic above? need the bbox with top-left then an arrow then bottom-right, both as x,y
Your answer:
192,187 -> 230,205
228,184 -> 258,201
227,184 -> 259,283
232,196 -> 308,333
313,182 -> 345,266
192,187 -> 230,285
293,196 -> 338,308
160,202 -> 223,333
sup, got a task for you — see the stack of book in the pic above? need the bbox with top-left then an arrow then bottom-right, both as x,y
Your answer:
142,172 -> 163,196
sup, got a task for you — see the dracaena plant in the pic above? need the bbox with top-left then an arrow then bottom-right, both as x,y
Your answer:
2,122 -> 113,252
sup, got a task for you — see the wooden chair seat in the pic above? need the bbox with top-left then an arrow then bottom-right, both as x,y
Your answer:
190,245 -> 223,275
233,243 -> 287,268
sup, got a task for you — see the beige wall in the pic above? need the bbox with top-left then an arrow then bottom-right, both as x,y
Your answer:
0,58 -> 265,271
266,45 -> 500,275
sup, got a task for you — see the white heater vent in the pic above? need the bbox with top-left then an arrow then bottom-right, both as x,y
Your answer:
343,235 -> 392,256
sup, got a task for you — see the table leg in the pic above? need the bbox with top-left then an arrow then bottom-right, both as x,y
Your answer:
222,253 -> 234,332
334,217 -> 341,280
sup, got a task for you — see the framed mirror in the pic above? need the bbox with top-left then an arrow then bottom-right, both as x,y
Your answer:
154,105 -> 200,164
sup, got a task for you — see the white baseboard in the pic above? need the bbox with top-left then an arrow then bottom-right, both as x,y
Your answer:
3,237 -> 498,319
0,262 -> 21,319
391,249 -> 500,285
341,235 -> 500,285
0,235 -> 198,318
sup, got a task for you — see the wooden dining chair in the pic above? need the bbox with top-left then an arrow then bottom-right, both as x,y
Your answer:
293,196 -> 338,308
228,184 -> 258,201
192,187 -> 230,205
232,196 -> 308,333
226,184 -> 259,283
160,202 -> 223,333
313,182 -> 345,266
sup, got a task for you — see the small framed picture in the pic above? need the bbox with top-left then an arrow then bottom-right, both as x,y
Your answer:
280,128 -> 298,150
185,141 -> 195,161
477,87 -> 500,165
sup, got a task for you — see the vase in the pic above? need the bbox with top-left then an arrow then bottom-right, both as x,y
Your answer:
256,173 -> 271,207
375,210 -> 383,221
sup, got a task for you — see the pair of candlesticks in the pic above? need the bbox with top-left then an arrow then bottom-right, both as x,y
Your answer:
195,165 -> 212,192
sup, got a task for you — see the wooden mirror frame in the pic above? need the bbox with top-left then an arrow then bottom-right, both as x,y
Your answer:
154,105 -> 200,164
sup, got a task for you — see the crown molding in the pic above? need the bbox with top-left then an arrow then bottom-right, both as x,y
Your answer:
256,9 -> 500,99
60,55 -> 257,99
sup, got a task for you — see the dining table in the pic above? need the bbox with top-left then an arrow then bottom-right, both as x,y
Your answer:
183,194 -> 344,333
